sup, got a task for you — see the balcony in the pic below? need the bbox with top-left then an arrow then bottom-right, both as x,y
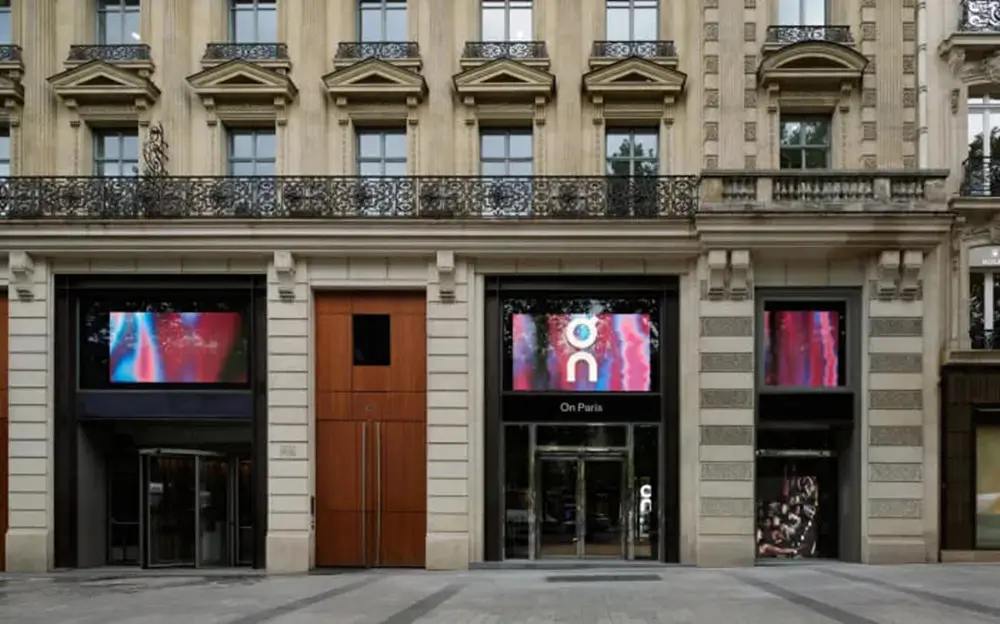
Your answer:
960,157 -> 1000,197
0,175 -> 698,220
201,43 -> 290,71
758,26 -> 865,94
460,41 -> 549,69
65,44 -> 153,74
762,25 -> 853,52
940,1 -> 1000,63
700,170 -> 948,212
333,41 -> 422,70
589,40 -> 677,68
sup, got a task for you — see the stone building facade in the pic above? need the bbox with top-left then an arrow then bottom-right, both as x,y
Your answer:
0,0 -> 985,573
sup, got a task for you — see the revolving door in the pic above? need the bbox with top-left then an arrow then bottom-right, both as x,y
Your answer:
139,449 -> 252,568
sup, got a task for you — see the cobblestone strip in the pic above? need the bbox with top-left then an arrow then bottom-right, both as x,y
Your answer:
377,583 -> 464,624
228,576 -> 380,624
729,573 -> 880,624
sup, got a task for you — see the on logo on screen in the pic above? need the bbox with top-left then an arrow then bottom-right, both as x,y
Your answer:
564,316 -> 600,384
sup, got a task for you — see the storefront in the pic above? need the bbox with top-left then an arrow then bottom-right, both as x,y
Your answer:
482,276 -> 680,563
52,275 -> 267,569
753,289 -> 863,563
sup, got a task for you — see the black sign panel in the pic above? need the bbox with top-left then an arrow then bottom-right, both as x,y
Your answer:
501,393 -> 661,423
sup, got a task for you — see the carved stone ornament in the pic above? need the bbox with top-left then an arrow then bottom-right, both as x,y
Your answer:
948,48 -> 966,75
900,250 -> 923,300
951,89 -> 960,115
706,250 -> 727,299
985,52 -> 1000,84
8,250 -> 34,301
435,250 -> 456,301
876,250 -> 901,301
272,250 -> 296,300
729,249 -> 751,299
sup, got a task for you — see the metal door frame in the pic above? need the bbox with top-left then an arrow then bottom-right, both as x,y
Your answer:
138,448 -> 233,569
530,451 -> 630,560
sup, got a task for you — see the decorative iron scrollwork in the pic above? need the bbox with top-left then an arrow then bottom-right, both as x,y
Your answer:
961,0 -> 1000,32
335,42 -> 421,60
140,123 -> 169,177
0,175 -> 699,220
0,45 -> 21,63
765,26 -> 853,45
66,44 -> 152,63
202,43 -> 289,62
591,40 -> 677,58
462,41 -> 548,60
970,327 -> 1000,349
961,157 -> 1000,196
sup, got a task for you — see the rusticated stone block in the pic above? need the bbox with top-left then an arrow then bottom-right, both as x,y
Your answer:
701,498 -> 754,517
870,317 -> 922,337
705,55 -> 719,74
700,316 -> 752,337
701,352 -> 753,372
862,122 -> 877,141
869,499 -> 922,519
705,89 -> 720,107
700,390 -> 753,410
869,353 -> 922,373
705,23 -> 719,41
869,390 -> 922,410
702,462 -> 753,481
700,426 -> 753,446
704,122 -> 719,142
869,463 -> 923,482
744,121 -> 756,141
869,426 -> 923,447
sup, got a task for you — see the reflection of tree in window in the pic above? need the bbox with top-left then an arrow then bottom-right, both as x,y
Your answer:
606,130 -> 658,176
779,117 -> 830,169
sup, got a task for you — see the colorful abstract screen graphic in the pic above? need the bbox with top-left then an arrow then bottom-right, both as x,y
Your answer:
511,313 -> 651,392
763,310 -> 841,387
109,312 -> 247,384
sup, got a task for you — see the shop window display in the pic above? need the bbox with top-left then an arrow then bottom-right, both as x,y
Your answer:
756,471 -> 819,558
976,425 -> 1000,549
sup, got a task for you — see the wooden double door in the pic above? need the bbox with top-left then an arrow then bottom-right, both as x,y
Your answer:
314,292 -> 427,568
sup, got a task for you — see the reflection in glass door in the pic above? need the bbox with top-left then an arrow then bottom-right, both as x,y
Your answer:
537,459 -> 579,557
144,454 -> 197,567
199,458 -> 231,567
583,459 -> 625,557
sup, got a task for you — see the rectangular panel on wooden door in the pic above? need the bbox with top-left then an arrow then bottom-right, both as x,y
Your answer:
315,292 -> 426,568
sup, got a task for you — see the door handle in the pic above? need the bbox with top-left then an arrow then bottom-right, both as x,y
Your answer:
376,422 -> 382,566
361,421 -> 367,565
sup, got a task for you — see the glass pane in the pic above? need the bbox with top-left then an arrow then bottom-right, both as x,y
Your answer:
777,0 -> 801,25
605,133 -> 630,158
538,459 -> 578,557
123,12 -> 141,42
254,132 -> 277,159
481,134 -> 507,158
508,161 -> 533,176
358,133 -> 382,158
481,161 -> 507,176
254,160 -> 276,176
384,132 -> 406,159
536,425 -> 627,447
989,112 -> 1000,158
605,7 -> 631,40
803,148 -> 828,169
509,7 -> 533,40
634,159 -> 659,176
257,9 -> 277,43
756,457 -> 826,559
978,426 -> 1000,548
779,148 -> 802,169
360,8 -> 382,41
606,158 -> 631,175
508,133 -> 533,159
504,424 -> 530,559
0,162 -> 10,178
237,460 -> 253,566
359,161 -> 383,176
969,112 -> 985,158
99,134 -> 121,159
780,121 -> 802,147
198,459 -> 231,567
0,13 -> 10,44
385,8 -> 407,40
632,132 -> 658,159
121,135 -> 139,162
230,133 -> 254,159
481,6 -> 506,41
583,460 -> 624,557
100,162 -> 121,177
353,314 -> 391,366
233,10 -> 256,43
102,12 -> 123,44
230,161 -> 256,176
632,7 -> 657,41
802,120 -> 829,146
803,0 -> 826,25
383,161 -> 406,176
146,456 -> 197,566
633,425 -> 659,560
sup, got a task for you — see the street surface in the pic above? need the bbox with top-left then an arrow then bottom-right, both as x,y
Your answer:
2,563 -> 1000,623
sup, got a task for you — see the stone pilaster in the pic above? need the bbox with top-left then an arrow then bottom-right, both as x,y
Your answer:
18,0 -> 58,175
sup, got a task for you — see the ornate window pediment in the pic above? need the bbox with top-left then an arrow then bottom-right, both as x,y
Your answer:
187,59 -> 298,125
452,58 -> 555,101
582,57 -> 686,100
48,60 -> 160,121
757,41 -> 867,90
323,57 -> 427,104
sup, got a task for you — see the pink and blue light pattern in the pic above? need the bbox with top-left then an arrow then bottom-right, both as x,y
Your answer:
763,310 -> 840,387
109,311 -> 246,383
511,313 -> 651,392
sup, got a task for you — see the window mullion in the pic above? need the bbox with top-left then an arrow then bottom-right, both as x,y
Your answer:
987,274 -> 996,332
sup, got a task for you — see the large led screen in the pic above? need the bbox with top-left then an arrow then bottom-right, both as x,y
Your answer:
109,311 -> 247,384
763,310 -> 842,387
511,313 -> 651,392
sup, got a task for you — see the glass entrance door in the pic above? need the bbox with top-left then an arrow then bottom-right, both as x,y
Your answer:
140,449 -> 242,568
534,455 -> 627,558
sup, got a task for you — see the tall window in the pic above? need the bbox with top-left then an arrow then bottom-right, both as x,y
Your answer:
778,0 -> 826,25
231,0 -> 277,44
0,1 -> 12,45
0,128 -> 9,177
605,0 -> 657,41
779,117 -> 830,169
360,0 -> 407,42
356,129 -> 406,175
227,129 -> 276,175
480,130 -> 532,176
97,0 -> 141,45
606,129 -> 659,176
482,1 -> 532,42
94,130 -> 139,176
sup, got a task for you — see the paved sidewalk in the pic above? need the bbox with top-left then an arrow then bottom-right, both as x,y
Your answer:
2,563 -> 1000,623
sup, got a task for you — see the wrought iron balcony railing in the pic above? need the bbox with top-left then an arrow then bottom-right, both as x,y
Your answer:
0,44 -> 22,63
202,43 -> 289,63
960,0 -> 1000,32
765,26 -> 854,45
335,41 -> 421,61
462,41 -> 548,60
0,175 -> 698,220
591,40 -> 676,59
960,157 -> 1000,196
67,44 -> 152,63
969,326 -> 1000,349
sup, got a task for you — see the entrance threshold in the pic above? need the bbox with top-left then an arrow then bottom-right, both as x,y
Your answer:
472,560 -> 685,571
